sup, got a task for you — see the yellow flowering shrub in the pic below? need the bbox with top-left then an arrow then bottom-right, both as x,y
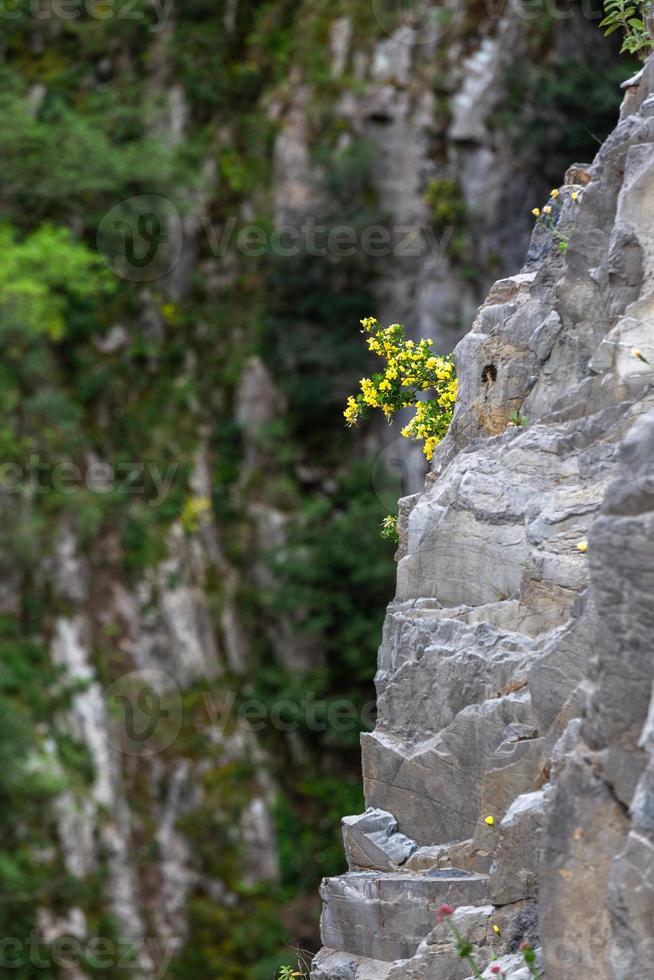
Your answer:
531,188 -> 580,254
344,316 -> 457,462
380,514 -> 399,543
180,495 -> 211,533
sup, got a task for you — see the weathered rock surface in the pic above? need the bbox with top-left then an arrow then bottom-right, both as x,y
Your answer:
343,808 -> 417,871
320,870 -> 491,961
313,55 -> 654,980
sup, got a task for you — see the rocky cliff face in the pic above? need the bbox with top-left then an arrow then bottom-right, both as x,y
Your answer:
312,56 -> 654,980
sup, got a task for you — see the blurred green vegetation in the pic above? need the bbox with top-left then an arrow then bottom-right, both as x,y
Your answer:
0,3 -> 396,974
492,52 -> 640,183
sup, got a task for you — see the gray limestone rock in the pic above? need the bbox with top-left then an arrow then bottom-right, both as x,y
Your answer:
311,949 -> 396,980
490,790 -> 545,905
312,54 -> 654,980
320,870 -> 490,961
342,808 -> 417,871
386,905 -> 499,980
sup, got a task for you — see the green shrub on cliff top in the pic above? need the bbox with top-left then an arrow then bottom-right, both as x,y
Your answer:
601,0 -> 654,55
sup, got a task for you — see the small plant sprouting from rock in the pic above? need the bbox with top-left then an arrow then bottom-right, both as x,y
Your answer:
277,946 -> 311,978
380,514 -> 399,543
600,0 -> 654,55
344,317 -> 457,462
520,941 -> 542,978
437,905 -> 543,979
632,347 -> 651,365
436,904 -> 485,980
508,410 -> 529,428
531,188 -> 580,254
180,495 -> 211,533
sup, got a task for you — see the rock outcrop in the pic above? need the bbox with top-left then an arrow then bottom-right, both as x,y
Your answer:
312,57 -> 654,979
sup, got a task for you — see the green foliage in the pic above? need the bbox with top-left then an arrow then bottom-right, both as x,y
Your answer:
520,942 -> 542,977
246,464 -> 394,924
275,776 -> 364,894
509,410 -> 530,428
0,87 -> 174,221
169,753 -> 289,979
0,222 -> 114,340
0,615 -> 93,974
425,178 -> 466,229
169,0 -> 297,113
494,52 -> 638,187
262,137 -> 384,444
380,514 -> 399,543
277,965 -> 307,979
423,177 -> 473,269
601,0 -> 654,54
265,464 -> 395,687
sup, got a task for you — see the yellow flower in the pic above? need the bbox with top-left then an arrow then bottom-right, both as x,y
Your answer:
181,496 -> 211,533
492,924 -> 501,936
344,396 -> 360,426
423,436 -> 439,461
550,188 -> 560,198
543,205 -> 552,215
532,208 -> 541,217
345,319 -> 456,467
577,540 -> 588,553
484,815 -> 495,827
360,378 -> 379,407
360,316 -> 378,331
571,191 -> 579,202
